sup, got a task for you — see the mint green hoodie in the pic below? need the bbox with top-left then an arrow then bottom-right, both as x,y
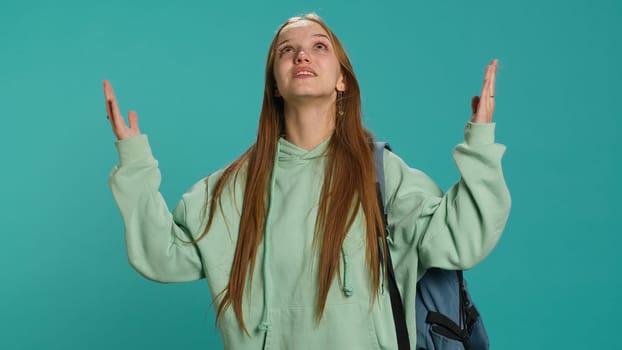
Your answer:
109,122 -> 510,350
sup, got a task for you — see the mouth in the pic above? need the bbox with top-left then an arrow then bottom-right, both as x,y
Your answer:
293,68 -> 317,78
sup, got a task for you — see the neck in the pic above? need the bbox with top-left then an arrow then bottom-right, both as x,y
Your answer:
283,98 -> 336,150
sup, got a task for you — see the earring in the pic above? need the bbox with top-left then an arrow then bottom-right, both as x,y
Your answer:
337,91 -> 345,116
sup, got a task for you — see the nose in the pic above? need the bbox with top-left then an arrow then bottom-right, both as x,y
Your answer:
294,49 -> 310,64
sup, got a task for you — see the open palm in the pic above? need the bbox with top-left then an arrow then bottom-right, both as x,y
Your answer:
103,80 -> 140,140
470,59 -> 498,123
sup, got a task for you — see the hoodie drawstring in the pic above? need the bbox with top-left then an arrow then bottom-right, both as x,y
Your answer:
258,142 -> 281,332
378,236 -> 386,295
341,247 -> 353,297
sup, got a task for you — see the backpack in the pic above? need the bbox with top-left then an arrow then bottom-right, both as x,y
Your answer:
373,142 -> 490,350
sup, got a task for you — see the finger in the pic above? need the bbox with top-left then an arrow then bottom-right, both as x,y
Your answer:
474,64 -> 491,119
103,80 -> 122,120
103,80 -> 113,118
489,59 -> 497,99
107,99 -> 126,132
128,110 -> 139,132
479,63 -> 492,101
103,80 -> 128,134
483,59 -> 497,122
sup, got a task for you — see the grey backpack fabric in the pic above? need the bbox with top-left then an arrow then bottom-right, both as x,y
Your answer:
373,142 -> 489,350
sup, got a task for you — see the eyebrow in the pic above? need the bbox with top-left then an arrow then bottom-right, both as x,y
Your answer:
277,34 -> 330,47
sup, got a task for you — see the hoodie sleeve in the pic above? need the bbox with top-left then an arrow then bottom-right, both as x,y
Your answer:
384,122 -> 511,270
108,134 -> 205,283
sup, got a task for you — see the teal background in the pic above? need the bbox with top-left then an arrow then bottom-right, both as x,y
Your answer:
1,0 -> 619,348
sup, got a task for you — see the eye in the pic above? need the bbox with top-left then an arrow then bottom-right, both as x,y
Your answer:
278,46 -> 294,55
314,42 -> 328,50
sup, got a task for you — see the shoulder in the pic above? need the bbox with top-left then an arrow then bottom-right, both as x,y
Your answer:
183,163 -> 245,199
183,159 -> 250,208
381,148 -> 443,207
382,148 -> 434,186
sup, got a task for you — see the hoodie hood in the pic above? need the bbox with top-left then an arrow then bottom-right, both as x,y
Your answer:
277,136 -> 332,162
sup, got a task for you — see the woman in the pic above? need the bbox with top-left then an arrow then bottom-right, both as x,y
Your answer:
105,13 -> 510,350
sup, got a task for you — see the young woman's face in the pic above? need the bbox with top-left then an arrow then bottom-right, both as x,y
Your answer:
273,20 -> 346,102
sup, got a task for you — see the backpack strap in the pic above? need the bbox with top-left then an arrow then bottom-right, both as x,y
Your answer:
458,271 -> 483,350
373,142 -> 412,350
373,142 -> 389,209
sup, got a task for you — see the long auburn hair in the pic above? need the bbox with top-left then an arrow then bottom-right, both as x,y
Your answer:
196,13 -> 386,333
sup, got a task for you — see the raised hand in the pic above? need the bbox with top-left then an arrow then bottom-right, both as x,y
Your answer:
103,80 -> 141,140
470,59 -> 498,123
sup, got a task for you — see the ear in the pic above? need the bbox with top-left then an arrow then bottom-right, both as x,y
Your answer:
275,88 -> 281,97
336,72 -> 346,92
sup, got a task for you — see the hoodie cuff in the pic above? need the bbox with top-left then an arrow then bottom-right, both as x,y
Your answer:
114,134 -> 154,165
464,122 -> 496,146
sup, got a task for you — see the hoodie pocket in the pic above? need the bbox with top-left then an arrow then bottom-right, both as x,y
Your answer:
263,302 -> 381,350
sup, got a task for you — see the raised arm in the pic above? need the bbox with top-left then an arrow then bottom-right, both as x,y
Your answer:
385,59 -> 510,271
104,80 -> 204,282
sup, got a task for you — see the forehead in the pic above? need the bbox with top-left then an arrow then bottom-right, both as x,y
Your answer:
277,20 -> 329,41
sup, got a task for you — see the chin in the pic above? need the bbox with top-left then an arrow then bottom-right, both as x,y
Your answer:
286,89 -> 333,100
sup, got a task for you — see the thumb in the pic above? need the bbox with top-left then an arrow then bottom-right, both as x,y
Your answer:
471,96 -> 480,115
128,110 -> 140,131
